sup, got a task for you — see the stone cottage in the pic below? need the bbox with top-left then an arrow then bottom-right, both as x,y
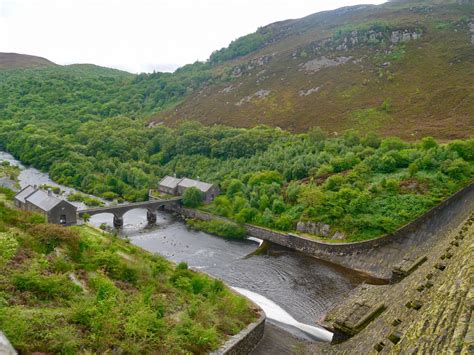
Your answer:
156,176 -> 183,195
14,185 -> 77,225
157,176 -> 220,204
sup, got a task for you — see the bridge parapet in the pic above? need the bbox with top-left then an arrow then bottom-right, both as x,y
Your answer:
78,197 -> 181,227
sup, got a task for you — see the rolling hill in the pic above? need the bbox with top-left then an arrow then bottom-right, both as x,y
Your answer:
0,52 -> 57,69
153,0 -> 474,140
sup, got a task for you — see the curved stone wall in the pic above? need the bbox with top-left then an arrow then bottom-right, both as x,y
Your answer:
169,182 -> 474,279
212,312 -> 265,355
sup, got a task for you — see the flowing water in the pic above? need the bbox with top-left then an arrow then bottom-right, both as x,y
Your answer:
1,151 -> 368,352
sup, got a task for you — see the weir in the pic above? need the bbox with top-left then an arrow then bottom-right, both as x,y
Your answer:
232,287 -> 333,343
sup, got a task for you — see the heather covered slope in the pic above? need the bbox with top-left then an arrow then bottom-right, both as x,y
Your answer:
0,53 -> 57,69
155,0 -> 474,140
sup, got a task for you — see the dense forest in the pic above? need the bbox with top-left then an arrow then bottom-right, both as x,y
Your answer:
0,69 -> 472,241
0,51 -> 472,242
0,192 -> 256,353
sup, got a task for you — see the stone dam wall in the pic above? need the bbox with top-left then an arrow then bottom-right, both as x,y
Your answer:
168,182 -> 474,279
212,311 -> 265,355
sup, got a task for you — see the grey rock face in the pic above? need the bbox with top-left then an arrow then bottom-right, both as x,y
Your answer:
236,89 -> 271,106
390,30 -> 422,44
297,221 -> 332,237
299,87 -> 321,96
0,332 -> 16,355
469,21 -> 474,44
301,56 -> 352,73
332,231 -> 347,240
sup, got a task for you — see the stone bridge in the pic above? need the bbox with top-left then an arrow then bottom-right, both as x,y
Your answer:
78,197 -> 182,228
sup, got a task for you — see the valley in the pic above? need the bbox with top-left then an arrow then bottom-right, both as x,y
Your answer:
0,0 -> 473,353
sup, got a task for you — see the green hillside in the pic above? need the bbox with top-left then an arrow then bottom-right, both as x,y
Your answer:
155,0 -> 474,140
0,0 -> 472,240
0,191 -> 256,353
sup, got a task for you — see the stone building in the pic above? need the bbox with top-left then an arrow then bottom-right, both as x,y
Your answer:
157,176 -> 220,204
14,185 -> 77,225
156,176 -> 182,195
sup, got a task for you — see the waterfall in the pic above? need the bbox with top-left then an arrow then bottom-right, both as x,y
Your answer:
232,287 -> 333,342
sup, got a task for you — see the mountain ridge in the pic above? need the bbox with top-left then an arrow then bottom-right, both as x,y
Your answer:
0,52 -> 57,69
153,0 -> 474,140
1,0 -> 473,140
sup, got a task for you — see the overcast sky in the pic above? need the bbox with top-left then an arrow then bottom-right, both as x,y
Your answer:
0,0 -> 386,73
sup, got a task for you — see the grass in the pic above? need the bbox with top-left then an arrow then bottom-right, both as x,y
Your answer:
0,193 -> 257,354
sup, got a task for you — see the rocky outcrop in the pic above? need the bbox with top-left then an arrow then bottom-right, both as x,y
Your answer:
389,29 -> 422,44
0,332 -> 16,355
291,26 -> 422,59
236,89 -> 271,106
297,221 -> 331,236
296,221 -> 346,240
231,55 -> 274,78
300,56 -> 352,73
469,20 -> 474,44
299,87 -> 321,96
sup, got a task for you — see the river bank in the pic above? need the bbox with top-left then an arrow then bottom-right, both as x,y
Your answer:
0,150 -> 366,352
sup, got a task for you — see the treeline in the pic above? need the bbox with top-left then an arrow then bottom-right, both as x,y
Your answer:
208,27 -> 273,64
1,107 -> 472,240
0,64 -> 218,124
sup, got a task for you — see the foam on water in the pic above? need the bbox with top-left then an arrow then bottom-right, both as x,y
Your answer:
232,287 -> 333,342
247,236 -> 264,246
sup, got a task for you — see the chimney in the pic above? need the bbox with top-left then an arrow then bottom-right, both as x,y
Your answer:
48,188 -> 52,196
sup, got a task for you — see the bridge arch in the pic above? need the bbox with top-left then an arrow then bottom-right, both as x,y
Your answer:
78,197 -> 181,228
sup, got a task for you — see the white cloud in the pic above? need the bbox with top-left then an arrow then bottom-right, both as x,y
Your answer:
0,0 -> 386,73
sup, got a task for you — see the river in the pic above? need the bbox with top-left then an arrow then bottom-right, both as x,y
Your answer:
0,150 -> 368,353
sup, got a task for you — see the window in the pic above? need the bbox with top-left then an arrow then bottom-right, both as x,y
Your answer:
59,215 -> 67,225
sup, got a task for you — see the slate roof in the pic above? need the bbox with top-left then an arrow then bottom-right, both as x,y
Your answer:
25,189 -> 63,212
177,178 -> 214,192
159,176 -> 183,189
14,185 -> 37,203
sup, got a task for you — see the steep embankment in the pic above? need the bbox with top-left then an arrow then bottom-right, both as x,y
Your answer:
0,53 -> 57,69
155,0 -> 474,140
0,193 -> 259,353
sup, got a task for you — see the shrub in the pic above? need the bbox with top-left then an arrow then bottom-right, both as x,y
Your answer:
235,207 -> 258,223
275,214 -> 293,231
187,219 -> 246,239
271,199 -> 286,214
448,139 -> 474,161
172,317 -> 219,353
421,137 -> 438,150
13,270 -> 81,301
101,191 -> 118,200
0,231 -> 19,265
182,187 -> 203,208
362,132 -> 381,148
442,158 -> 470,179
248,171 -> 283,187
28,224 -> 81,258
225,179 -> 244,197
381,137 -> 408,151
